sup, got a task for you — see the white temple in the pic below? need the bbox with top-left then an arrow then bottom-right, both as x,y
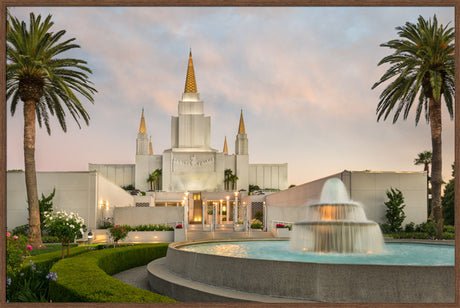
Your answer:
6,52 -> 427,233
90,51 -> 288,200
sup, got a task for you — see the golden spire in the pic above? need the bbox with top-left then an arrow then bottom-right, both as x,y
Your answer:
238,109 -> 246,134
184,50 -> 197,93
149,136 -> 153,155
139,108 -> 147,134
223,136 -> 228,154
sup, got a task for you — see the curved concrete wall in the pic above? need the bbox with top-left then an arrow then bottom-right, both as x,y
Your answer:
163,240 -> 454,303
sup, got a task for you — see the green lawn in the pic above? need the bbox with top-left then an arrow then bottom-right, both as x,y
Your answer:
30,243 -> 78,256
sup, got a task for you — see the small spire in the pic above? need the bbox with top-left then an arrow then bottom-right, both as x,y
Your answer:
139,108 -> 147,134
184,50 -> 197,93
149,136 -> 153,155
223,136 -> 228,154
238,109 -> 246,134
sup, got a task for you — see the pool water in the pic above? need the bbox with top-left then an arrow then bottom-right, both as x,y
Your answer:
180,241 -> 454,266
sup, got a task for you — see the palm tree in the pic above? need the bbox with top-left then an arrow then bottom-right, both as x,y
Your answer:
230,174 -> 239,191
7,13 -> 96,247
372,15 -> 454,239
153,168 -> 162,191
414,151 -> 433,217
414,151 -> 432,176
224,169 -> 233,191
147,172 -> 156,191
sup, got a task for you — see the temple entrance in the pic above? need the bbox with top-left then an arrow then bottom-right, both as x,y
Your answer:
190,193 -> 202,224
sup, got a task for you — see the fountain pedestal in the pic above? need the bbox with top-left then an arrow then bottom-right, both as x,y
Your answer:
290,178 -> 384,253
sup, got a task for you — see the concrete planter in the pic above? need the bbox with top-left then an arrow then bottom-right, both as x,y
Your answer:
273,228 -> 291,238
174,228 -> 186,242
122,231 -> 174,243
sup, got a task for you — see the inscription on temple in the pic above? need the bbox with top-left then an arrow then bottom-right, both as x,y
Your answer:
173,154 -> 215,172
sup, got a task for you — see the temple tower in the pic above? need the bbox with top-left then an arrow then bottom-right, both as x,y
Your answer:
170,51 -> 211,150
235,110 -> 249,190
136,108 -> 149,155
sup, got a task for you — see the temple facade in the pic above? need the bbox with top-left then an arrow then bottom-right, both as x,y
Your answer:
90,52 -> 288,195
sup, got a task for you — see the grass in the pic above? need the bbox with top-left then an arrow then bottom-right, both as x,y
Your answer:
30,243 -> 78,256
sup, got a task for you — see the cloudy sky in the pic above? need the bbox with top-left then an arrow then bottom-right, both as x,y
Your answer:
6,6 -> 455,186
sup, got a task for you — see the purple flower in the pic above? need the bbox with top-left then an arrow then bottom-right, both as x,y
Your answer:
20,273 -> 24,276
46,272 -> 58,281
6,278 -> 11,286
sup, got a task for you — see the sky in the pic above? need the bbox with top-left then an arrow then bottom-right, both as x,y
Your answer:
6,6 -> 456,186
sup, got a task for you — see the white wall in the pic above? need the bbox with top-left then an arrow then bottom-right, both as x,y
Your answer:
7,172 -> 95,230
265,171 -> 427,225
7,171 -> 136,231
88,164 -> 135,187
249,163 -> 288,191
349,171 -> 427,225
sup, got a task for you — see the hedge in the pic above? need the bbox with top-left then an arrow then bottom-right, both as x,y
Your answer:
48,243 -> 176,302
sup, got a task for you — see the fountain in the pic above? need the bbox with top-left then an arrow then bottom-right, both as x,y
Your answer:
290,178 -> 384,253
147,178 -> 454,303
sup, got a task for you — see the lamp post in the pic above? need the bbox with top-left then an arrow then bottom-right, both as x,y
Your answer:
87,230 -> 93,245
219,199 -> 223,225
184,191 -> 189,230
234,191 -> 239,231
212,202 -> 217,231
242,201 -> 247,232
263,201 -> 267,231
202,201 -> 206,231
226,196 -> 230,224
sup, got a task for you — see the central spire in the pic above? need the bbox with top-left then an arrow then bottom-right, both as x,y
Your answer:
184,50 -> 197,93
139,108 -> 147,134
238,109 -> 246,134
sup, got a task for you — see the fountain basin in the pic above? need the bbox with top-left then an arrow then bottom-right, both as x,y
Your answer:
147,239 -> 454,303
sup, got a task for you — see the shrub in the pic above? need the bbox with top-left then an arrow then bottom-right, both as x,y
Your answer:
384,188 -> 406,232
109,225 -> 129,244
443,232 -> 455,240
99,217 -> 114,229
49,244 -> 175,302
7,232 -> 32,277
404,222 -> 415,232
416,221 -> 437,236
379,223 -> 392,234
443,225 -> 455,233
254,211 -> 263,222
43,210 -> 86,258
7,259 -> 56,302
41,235 -> 60,243
250,219 -> 263,229
39,188 -> 55,235
11,224 -> 29,236
391,232 -> 431,239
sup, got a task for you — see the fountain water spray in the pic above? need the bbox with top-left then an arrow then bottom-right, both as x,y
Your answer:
290,178 -> 384,253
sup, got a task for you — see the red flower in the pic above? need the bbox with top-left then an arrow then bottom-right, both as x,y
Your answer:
276,224 -> 285,228
176,224 -> 183,229
26,245 -> 33,251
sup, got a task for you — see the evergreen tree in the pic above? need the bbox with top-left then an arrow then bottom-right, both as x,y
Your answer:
384,188 -> 406,232
442,163 -> 455,225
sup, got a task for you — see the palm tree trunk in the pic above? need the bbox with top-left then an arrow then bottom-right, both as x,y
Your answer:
24,100 -> 43,248
429,98 -> 443,239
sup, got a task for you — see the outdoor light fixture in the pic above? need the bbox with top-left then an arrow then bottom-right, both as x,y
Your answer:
88,230 -> 93,245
